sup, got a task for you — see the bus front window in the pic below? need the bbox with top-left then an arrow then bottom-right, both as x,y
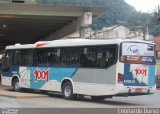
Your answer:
2,51 -> 13,72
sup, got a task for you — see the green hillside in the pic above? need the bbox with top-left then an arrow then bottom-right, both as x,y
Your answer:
35,0 -> 160,36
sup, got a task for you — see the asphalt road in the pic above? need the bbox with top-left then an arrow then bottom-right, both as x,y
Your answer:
0,90 -> 160,108
1,90 -> 160,114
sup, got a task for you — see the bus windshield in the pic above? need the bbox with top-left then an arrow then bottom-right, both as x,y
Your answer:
120,42 -> 156,64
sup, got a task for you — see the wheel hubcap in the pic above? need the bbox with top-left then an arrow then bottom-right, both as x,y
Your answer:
64,85 -> 71,97
15,82 -> 20,90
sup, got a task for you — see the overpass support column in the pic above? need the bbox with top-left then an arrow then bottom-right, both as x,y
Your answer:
44,12 -> 92,40
80,27 -> 86,38
80,12 -> 92,38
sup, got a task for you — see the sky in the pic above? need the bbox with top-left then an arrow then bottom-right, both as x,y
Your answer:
125,0 -> 160,13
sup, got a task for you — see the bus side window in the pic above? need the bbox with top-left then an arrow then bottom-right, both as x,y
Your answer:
96,45 -> 117,68
22,50 -> 33,66
62,48 -> 80,67
86,47 -> 96,67
97,52 -> 107,68
80,54 -> 88,67
13,50 -> 23,66
47,48 -> 61,67
34,49 -> 48,67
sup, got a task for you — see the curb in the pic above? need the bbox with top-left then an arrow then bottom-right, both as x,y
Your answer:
0,94 -> 48,99
0,88 -> 48,99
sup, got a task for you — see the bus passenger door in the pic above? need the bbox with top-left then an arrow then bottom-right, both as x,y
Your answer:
1,51 -> 14,86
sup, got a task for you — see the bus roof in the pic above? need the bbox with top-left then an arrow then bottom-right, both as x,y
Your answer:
5,38 -> 154,50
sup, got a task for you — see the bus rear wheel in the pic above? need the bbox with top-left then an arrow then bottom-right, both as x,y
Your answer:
62,82 -> 75,100
12,78 -> 21,92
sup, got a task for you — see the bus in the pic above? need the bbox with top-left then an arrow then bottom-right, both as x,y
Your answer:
1,39 -> 156,100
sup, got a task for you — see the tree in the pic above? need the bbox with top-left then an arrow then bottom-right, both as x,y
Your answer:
150,5 -> 160,36
34,0 -> 159,36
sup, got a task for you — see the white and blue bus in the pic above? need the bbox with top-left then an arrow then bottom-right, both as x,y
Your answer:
1,39 -> 156,100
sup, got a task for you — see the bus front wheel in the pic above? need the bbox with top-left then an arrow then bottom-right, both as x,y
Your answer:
62,82 -> 75,100
12,79 -> 21,92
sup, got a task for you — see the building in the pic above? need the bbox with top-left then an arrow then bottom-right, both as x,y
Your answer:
67,28 -> 94,39
128,27 -> 151,41
91,25 -> 150,40
91,25 -> 152,41
153,36 -> 160,59
92,25 -> 130,39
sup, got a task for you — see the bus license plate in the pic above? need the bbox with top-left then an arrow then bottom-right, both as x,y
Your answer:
135,88 -> 142,93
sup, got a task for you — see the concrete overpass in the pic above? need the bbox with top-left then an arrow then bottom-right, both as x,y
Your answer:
157,16 -> 160,21
0,2 -> 105,48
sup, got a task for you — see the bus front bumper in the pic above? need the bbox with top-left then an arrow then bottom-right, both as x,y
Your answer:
1,76 -> 12,86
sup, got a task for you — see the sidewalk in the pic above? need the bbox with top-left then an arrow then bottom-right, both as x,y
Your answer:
0,83 -> 48,99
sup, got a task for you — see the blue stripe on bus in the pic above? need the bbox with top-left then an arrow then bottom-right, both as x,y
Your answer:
148,66 -> 155,86
2,66 -> 19,77
29,67 -> 77,89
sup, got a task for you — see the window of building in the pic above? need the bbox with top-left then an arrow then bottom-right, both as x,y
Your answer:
157,51 -> 160,60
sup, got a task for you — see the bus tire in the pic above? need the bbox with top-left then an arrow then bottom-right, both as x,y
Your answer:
12,78 -> 21,92
62,82 -> 75,100
91,96 -> 106,101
